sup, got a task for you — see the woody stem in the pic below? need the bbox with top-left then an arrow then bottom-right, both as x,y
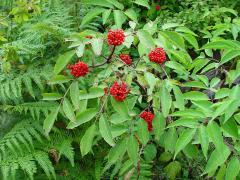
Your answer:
107,46 -> 116,63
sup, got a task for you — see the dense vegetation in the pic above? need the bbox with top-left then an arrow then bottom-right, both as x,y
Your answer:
0,0 -> 240,179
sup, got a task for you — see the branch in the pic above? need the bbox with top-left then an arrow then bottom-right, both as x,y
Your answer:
89,46 -> 116,68
107,45 -> 116,63
133,78 -> 147,95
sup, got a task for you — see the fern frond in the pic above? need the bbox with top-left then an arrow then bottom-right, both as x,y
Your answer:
0,66 -> 52,103
0,120 -> 44,161
0,150 -> 55,180
43,132 -> 75,167
1,101 -> 58,120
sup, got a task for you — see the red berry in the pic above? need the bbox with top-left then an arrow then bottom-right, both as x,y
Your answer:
107,29 -> 125,46
68,61 -> 89,78
148,47 -> 166,64
156,5 -> 161,11
119,54 -> 132,65
110,81 -> 130,102
140,111 -> 154,131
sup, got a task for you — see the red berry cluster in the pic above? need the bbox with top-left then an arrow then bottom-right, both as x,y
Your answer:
107,29 -> 125,46
110,81 -> 130,101
156,5 -> 161,11
148,47 -> 166,64
119,54 -> 132,65
68,61 -> 89,78
140,111 -> 154,131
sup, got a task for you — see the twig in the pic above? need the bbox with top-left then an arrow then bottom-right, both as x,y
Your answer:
160,65 -> 169,79
89,46 -> 116,68
107,45 -> 116,63
133,78 -> 147,95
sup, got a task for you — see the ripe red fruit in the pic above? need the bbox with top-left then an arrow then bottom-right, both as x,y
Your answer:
156,5 -> 161,11
119,54 -> 132,65
140,111 -> 154,131
107,29 -> 125,46
110,81 -> 130,102
148,47 -> 166,64
68,61 -> 89,78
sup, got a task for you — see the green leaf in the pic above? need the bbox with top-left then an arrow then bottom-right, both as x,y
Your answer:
192,101 -> 213,115
172,85 -> 185,110
164,128 -> 178,153
172,109 -> 206,118
48,75 -> 71,84
91,38 -> 103,56
108,138 -> 127,164
222,118 -> 239,138
124,8 -> 138,22
113,10 -> 125,28
165,61 -> 188,75
70,81 -> 79,110
63,98 -> 76,122
42,93 -> 62,101
167,118 -> 199,128
79,87 -> 104,100
225,156 -> 240,180
111,97 -> 129,119
221,49 -> 240,65
99,115 -> 115,146
207,121 -> 224,151
159,152 -> 172,162
224,100 -> 240,123
134,0 -> 150,9
76,43 -> 85,57
152,113 -> 165,141
54,50 -> 75,75
160,84 -> 172,117
137,120 -> 149,146
106,0 -> 124,10
211,99 -> 233,121
82,0 -> 114,8
127,135 -> 139,165
183,144 -> 198,159
204,145 -> 230,174
160,31 -> 185,50
137,29 -> 155,49
202,40 -> 238,50
102,9 -> 111,24
43,107 -> 59,135
164,161 -> 181,180
175,26 -> 197,36
119,159 -> 133,176
182,34 -> 199,49
168,50 -> 192,66
183,81 -> 207,89
183,91 -> 209,101
216,164 -> 226,180
174,128 -> 196,158
80,8 -> 105,27
144,144 -> 157,162
144,72 -> 157,95
162,23 -> 180,30
80,123 -> 97,156
67,108 -> 98,129
199,125 -> 209,160
215,88 -> 230,99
